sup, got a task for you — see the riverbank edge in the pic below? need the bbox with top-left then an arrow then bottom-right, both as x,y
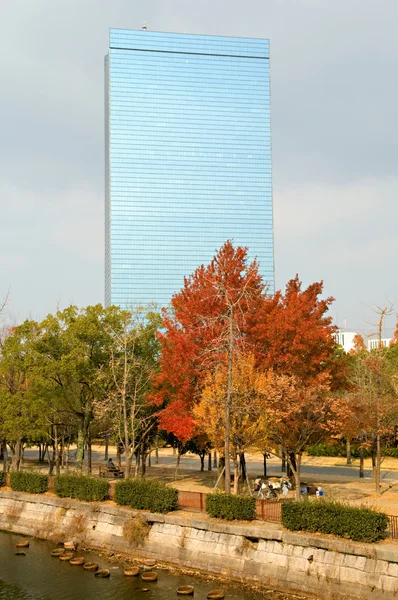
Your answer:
1,490 -> 397,600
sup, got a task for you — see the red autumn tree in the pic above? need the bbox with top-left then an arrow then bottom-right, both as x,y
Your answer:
253,276 -> 337,380
152,241 -> 272,491
153,243 -> 344,494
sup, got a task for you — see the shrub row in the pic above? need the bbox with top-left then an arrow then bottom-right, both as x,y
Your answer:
306,443 -> 372,458
115,478 -> 178,514
206,492 -> 256,521
10,471 -> 48,494
381,447 -> 398,458
0,472 -> 6,487
307,443 -> 398,459
282,499 -> 389,542
54,474 -> 109,502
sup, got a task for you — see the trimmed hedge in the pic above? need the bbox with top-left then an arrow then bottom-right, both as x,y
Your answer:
115,478 -> 178,514
381,447 -> 398,458
54,474 -> 109,502
282,499 -> 389,542
10,471 -> 48,494
306,443 -> 372,458
0,472 -> 6,487
206,492 -> 256,521
307,443 -> 398,459
306,443 -> 346,457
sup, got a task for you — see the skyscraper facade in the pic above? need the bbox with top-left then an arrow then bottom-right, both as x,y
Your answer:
105,29 -> 274,308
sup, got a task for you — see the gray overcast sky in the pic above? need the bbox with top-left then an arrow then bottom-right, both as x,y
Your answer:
1,0 -> 397,337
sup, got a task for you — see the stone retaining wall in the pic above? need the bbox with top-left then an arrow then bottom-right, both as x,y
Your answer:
0,490 -> 397,600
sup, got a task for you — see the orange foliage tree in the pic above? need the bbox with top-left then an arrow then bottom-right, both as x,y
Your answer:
152,241 -> 270,491
253,275 -> 337,380
350,333 -> 367,353
255,371 -> 340,500
194,353 -> 268,493
153,242 -> 343,494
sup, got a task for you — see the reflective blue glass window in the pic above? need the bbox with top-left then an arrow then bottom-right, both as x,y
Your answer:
105,29 -> 274,308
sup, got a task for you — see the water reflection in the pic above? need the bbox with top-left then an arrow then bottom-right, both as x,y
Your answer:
0,532 -> 305,600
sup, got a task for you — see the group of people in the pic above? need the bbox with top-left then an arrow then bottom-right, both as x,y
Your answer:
254,477 -> 324,499
253,477 -> 292,499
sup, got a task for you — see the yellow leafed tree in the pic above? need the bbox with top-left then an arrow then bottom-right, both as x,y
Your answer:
194,353 -> 269,493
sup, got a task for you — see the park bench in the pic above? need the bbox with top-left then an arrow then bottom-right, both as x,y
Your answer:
99,465 -> 124,479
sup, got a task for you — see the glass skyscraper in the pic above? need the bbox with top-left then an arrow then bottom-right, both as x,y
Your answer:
105,29 -> 274,309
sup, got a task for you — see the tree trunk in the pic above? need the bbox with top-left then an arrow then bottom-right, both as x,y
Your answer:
233,459 -> 240,495
155,437 -> 159,464
11,439 -> 22,471
287,451 -> 296,478
65,442 -> 70,469
122,386 -> 130,477
43,444 -> 48,463
199,452 -> 205,472
134,451 -> 140,477
87,433 -> 92,475
213,451 -> 218,469
224,307 -> 233,494
289,453 -> 302,501
239,452 -> 246,482
76,421 -> 85,471
375,432 -> 381,495
60,436 -> 65,468
54,425 -> 61,475
281,447 -> 286,472
263,453 -> 268,478
359,441 -> 365,478
208,452 -> 212,471
346,437 -> 352,465
2,440 -> 8,473
117,444 -> 122,470
217,456 -> 225,490
47,443 -> 55,476
104,434 -> 109,461
140,448 -> 147,476
174,449 -> 181,480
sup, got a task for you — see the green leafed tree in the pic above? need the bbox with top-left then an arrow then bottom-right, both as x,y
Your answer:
33,304 -> 125,470
0,321 -> 48,470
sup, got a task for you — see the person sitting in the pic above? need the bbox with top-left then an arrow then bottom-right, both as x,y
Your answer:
254,478 -> 262,492
107,458 -> 117,471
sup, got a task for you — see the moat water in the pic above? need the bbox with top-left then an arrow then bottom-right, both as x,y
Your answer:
0,531 -> 305,600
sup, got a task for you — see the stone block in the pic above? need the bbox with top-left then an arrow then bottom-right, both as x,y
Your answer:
287,556 -> 308,573
243,558 -> 261,576
313,548 -> 326,563
259,562 -> 279,580
339,566 -> 365,585
374,559 -> 389,575
381,574 -> 398,593
301,546 -> 316,560
321,550 -> 341,566
343,553 -> 367,571
387,561 -> 398,577
291,545 -> 303,558
280,543 -> 294,556
374,546 -> 398,564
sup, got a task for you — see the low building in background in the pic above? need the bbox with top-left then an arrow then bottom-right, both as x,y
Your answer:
334,331 -> 358,353
367,337 -> 392,351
